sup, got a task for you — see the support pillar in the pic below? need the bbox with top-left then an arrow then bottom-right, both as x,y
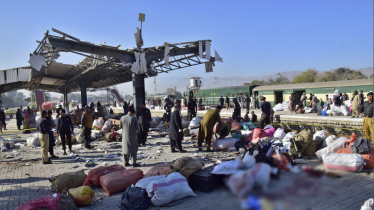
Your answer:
132,73 -> 145,111
63,89 -> 69,113
80,80 -> 87,106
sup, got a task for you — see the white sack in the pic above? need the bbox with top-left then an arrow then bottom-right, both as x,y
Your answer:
189,117 -> 202,127
76,130 -> 84,144
360,198 -> 373,210
340,105 -> 349,116
135,175 -> 166,190
212,138 -> 240,151
101,120 -> 113,132
322,135 -> 338,148
146,172 -> 196,206
242,152 -> 256,169
313,130 -> 328,141
27,133 -> 40,147
315,137 -> 348,159
322,153 -> 365,173
273,128 -> 286,141
212,157 -> 240,175
282,132 -> 297,142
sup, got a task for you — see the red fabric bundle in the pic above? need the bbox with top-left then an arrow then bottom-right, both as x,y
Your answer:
83,164 -> 126,187
100,169 -> 144,196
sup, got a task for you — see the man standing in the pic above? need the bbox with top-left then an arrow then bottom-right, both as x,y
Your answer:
342,92 -> 349,102
260,96 -> 271,129
16,108 -> 23,130
169,104 -> 187,153
136,102 -> 152,146
97,103 -> 104,118
250,95 -> 254,109
75,105 -> 82,125
56,105 -> 63,117
232,98 -> 241,122
351,91 -> 360,118
187,97 -> 196,121
123,101 -> 129,115
239,94 -> 244,109
46,111 -> 58,159
57,109 -> 74,155
164,98 -> 174,122
38,110 -> 52,164
309,93 -> 313,107
120,108 -> 140,167
219,96 -> 224,108
359,90 -> 365,106
360,92 -> 373,141
244,95 -> 251,114
0,109 -> 6,131
254,94 -> 260,109
198,106 -> 223,152
226,96 -> 230,111
81,105 -> 94,149
199,97 -> 203,108
311,94 -> 317,109
300,92 -> 307,108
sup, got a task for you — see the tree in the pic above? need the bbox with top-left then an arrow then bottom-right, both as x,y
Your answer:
6,91 -> 17,97
272,73 -> 290,85
165,88 -> 175,95
248,79 -> 266,86
292,68 -> 318,84
316,67 -> 367,82
44,92 -> 51,101
24,97 -> 31,103
175,91 -> 182,99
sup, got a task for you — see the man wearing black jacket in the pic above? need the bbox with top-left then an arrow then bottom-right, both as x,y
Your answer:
56,105 -> 63,117
226,96 -> 230,111
137,102 -> 152,146
219,96 -> 224,108
169,105 -> 186,153
232,98 -> 241,122
57,109 -> 74,155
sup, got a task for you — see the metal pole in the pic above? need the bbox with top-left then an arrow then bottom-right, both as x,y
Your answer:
80,80 -> 87,106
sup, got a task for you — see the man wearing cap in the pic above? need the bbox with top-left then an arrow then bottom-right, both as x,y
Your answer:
57,109 -> 74,155
37,110 -> 52,164
260,96 -> 271,129
360,92 -> 373,141
81,105 -> 94,149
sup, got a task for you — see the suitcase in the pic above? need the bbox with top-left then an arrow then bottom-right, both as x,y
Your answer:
188,165 -> 224,193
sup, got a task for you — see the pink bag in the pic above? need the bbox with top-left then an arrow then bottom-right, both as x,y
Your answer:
349,105 -> 352,113
264,127 -> 275,137
17,193 -> 60,210
246,133 -> 253,142
253,128 -> 266,139
231,122 -> 241,130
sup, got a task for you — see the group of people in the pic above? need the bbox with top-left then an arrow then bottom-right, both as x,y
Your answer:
220,94 -> 260,111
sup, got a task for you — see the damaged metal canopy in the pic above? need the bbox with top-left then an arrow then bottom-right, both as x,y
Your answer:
0,28 -> 222,94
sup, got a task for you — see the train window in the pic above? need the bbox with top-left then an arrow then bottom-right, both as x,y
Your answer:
227,93 -> 230,96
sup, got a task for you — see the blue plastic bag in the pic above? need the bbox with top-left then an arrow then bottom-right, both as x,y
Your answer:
243,122 -> 256,131
322,109 -> 327,116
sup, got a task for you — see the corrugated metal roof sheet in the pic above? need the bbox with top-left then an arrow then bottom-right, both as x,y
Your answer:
0,71 -> 4,85
18,68 -> 31,81
28,53 -> 47,71
6,69 -> 17,83
253,79 -> 373,91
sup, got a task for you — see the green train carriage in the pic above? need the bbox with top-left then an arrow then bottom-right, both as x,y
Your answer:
183,85 -> 258,106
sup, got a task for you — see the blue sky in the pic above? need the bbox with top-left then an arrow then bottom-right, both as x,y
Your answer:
0,0 -> 372,96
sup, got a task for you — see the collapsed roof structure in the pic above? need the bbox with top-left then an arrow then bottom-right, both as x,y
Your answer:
0,27 -> 222,109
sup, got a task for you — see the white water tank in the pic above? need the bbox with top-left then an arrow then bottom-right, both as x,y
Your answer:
190,77 -> 202,88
